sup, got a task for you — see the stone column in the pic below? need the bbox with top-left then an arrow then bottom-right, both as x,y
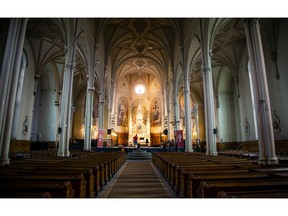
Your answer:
57,20 -> 78,157
0,18 -> 28,165
183,74 -> 193,152
146,99 -> 151,145
84,87 -> 94,151
172,101 -> 180,151
201,50 -> 217,156
57,60 -> 75,157
167,109 -> 171,140
173,89 -> 180,131
98,99 -> 105,130
128,100 -> 133,144
243,19 -> 278,165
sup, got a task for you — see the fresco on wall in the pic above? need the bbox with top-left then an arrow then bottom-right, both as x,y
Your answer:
150,78 -> 161,92
117,97 -> 128,126
119,78 -> 129,92
151,98 -> 161,126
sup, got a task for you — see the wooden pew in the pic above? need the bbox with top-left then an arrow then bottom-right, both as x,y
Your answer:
0,181 -> 74,198
0,192 -> 51,198
0,172 -> 86,198
177,167 -> 252,197
171,163 -> 251,192
34,166 -> 95,198
56,160 -> 105,194
3,151 -> 126,198
217,190 -> 288,198
23,160 -> 102,197
198,179 -> 288,198
187,172 -> 271,198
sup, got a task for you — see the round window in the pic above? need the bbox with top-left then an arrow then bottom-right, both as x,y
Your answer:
134,83 -> 146,95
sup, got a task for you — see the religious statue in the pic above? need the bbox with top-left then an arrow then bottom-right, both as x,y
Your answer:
245,118 -> 250,136
22,116 -> 29,135
273,111 -> 281,134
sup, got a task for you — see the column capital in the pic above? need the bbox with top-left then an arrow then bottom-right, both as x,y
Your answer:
201,64 -> 212,74
34,74 -> 40,80
66,62 -> 76,70
184,89 -> 190,94
87,87 -> 95,92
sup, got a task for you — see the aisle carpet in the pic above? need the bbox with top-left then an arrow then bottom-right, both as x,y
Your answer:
97,160 -> 177,198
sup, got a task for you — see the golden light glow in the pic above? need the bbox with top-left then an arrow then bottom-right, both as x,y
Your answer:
81,125 -> 85,138
91,125 -> 98,139
192,126 -> 197,139
134,83 -> 146,95
111,131 -> 117,137
81,124 -> 98,139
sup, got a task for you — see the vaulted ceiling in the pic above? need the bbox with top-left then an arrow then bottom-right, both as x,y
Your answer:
102,18 -> 179,85
24,18 -> 249,99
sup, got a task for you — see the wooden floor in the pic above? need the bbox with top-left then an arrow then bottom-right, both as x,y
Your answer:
96,160 -> 177,198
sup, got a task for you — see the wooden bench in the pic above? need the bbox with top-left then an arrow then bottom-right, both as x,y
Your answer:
198,179 -> 288,198
171,163 -> 250,190
0,191 -> 51,198
0,172 -> 86,198
35,166 -> 95,198
217,189 -> 288,198
56,161 -> 104,194
177,167 -> 252,196
0,180 -> 74,198
3,151 -> 127,198
24,160 -> 102,197
186,172 -> 271,198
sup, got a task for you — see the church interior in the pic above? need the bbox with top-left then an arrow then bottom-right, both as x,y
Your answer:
1,17 -> 288,200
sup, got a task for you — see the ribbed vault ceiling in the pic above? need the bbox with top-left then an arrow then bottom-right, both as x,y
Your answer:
103,18 -> 176,81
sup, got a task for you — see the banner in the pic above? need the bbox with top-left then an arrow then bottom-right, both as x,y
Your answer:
176,130 -> 184,148
97,129 -> 104,148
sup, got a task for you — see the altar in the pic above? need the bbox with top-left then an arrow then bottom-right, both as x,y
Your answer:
129,101 -> 150,146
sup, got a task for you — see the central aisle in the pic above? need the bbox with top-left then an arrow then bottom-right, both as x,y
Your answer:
97,160 -> 177,198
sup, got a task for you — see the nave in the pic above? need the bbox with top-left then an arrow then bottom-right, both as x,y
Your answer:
2,149 -> 288,198
97,160 -> 176,198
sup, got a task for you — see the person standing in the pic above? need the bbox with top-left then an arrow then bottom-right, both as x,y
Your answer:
133,134 -> 138,148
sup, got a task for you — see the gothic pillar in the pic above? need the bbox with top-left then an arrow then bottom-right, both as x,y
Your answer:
57,60 -> 75,157
0,18 -> 28,165
98,99 -> 105,130
183,76 -> 193,152
84,87 -> 94,151
243,19 -> 278,165
167,109 -> 171,140
57,20 -> 78,157
173,88 -> 180,132
128,99 -> 133,144
201,50 -> 217,156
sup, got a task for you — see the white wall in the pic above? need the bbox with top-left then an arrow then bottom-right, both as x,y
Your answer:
12,41 -> 36,141
264,20 -> 288,140
218,91 -> 236,142
237,54 -> 257,141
